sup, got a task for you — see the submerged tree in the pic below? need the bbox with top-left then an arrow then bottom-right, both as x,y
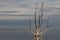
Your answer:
28,1 -> 52,40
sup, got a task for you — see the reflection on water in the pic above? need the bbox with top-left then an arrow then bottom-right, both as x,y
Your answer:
33,32 -> 45,40
33,37 -> 45,40
0,29 -> 59,40
0,19 -> 59,40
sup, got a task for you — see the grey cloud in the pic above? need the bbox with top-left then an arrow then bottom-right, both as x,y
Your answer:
46,0 -> 59,2
0,0 -> 26,7
0,13 -> 33,17
18,4 -> 29,8
0,5 -> 6,7
0,11 -> 21,13
0,0 -> 59,15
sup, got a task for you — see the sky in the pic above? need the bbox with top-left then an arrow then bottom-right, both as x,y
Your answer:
0,0 -> 60,20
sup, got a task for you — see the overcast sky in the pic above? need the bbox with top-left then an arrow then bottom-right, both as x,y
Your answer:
0,0 -> 60,20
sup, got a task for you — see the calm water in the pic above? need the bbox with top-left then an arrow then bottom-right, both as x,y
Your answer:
0,19 -> 60,40
0,29 -> 60,40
